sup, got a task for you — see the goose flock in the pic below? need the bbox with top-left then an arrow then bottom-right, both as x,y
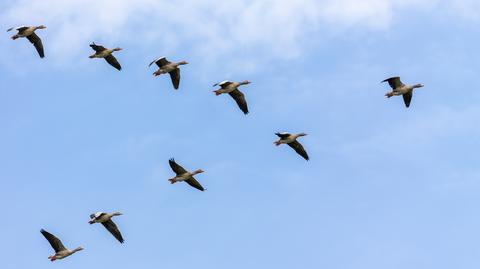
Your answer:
7,23 -> 425,262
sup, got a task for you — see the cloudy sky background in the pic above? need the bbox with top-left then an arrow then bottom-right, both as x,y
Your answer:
1,0 -> 480,268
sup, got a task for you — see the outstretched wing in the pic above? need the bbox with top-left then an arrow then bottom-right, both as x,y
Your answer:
169,68 -> 180,89
275,132 -> 291,139
382,76 -> 404,89
101,219 -> 124,243
169,159 -> 188,175
185,177 -> 205,191
7,26 -> 28,32
213,81 -> 232,88
90,43 -> 106,53
104,54 -> 121,70
287,140 -> 309,161
402,92 -> 412,108
149,57 -> 170,68
41,229 -> 67,253
26,32 -> 44,58
228,89 -> 249,114
90,212 -> 106,220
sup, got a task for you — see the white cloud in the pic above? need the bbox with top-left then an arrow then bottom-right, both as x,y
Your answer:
1,0 -> 476,65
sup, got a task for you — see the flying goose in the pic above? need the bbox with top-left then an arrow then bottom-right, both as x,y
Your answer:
40,229 -> 83,261
7,25 -> 46,58
274,132 -> 309,161
89,43 -> 122,70
382,76 -> 424,107
149,57 -> 188,89
89,212 -> 124,243
213,80 -> 251,114
168,158 -> 205,191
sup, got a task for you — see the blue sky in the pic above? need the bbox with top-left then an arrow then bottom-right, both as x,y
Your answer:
1,0 -> 480,268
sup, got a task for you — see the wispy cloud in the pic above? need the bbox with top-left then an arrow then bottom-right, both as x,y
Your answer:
1,0 -> 447,65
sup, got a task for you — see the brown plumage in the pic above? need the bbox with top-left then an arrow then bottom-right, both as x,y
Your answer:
89,43 -> 122,70
274,132 -> 309,161
168,158 -> 205,191
213,80 -> 251,114
382,76 -> 424,108
149,57 -> 188,89
8,25 -> 46,58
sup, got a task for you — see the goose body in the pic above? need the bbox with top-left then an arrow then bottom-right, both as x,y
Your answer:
8,25 -> 46,58
274,132 -> 309,161
168,159 -> 205,191
89,43 -> 122,70
213,80 -> 251,114
40,229 -> 83,261
382,76 -> 424,107
89,211 -> 124,243
149,57 -> 188,89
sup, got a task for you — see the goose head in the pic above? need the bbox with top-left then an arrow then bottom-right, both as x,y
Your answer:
413,83 -> 424,89
178,60 -> 188,65
36,25 -> 46,30
112,212 -> 123,216
113,47 -> 123,52
298,133 -> 308,137
240,80 -> 251,85
73,247 -> 84,253
193,169 -> 205,175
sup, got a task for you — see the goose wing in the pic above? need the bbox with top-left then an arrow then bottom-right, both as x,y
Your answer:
7,26 -> 28,32
41,229 -> 66,253
101,219 -> 124,243
90,43 -> 106,53
382,76 -> 404,89
149,57 -> 170,68
169,159 -> 188,175
403,92 -> 412,108
275,132 -> 291,139
26,32 -> 44,58
287,140 -> 309,161
104,54 -> 121,70
185,177 -> 205,191
213,81 -> 232,88
228,89 -> 249,114
169,68 -> 180,89
90,212 -> 106,220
